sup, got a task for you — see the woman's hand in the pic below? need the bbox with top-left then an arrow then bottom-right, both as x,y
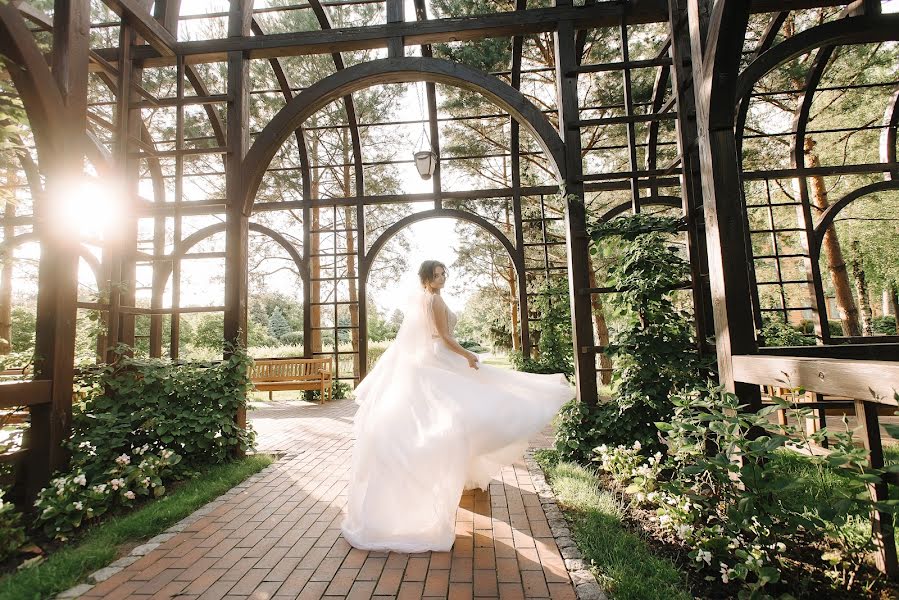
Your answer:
466,351 -> 480,370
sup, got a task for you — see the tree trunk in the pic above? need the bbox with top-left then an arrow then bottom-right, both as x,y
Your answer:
0,166 -> 14,355
849,241 -> 874,336
587,257 -> 612,385
342,128 -> 360,380
889,285 -> 899,334
805,139 -> 861,336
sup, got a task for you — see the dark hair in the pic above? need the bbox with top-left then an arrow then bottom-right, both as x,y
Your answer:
418,260 -> 447,285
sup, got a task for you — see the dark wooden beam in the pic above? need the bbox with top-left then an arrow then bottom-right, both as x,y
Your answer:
732,355 -> 899,405
555,10 -> 598,405
100,0 -> 177,56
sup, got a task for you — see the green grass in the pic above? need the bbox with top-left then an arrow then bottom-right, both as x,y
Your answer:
768,445 -> 899,549
534,449 -> 692,600
0,455 -> 275,600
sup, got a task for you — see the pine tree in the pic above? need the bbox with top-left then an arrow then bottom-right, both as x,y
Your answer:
268,307 -> 292,341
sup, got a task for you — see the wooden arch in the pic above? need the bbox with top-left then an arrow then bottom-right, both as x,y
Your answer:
156,222 -> 308,287
240,56 -> 568,215
813,180 -> 899,252
364,208 -> 522,278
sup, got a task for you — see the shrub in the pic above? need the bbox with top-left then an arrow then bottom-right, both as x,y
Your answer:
34,448 -> 181,541
582,214 -> 706,453
873,315 -> 897,335
70,345 -> 256,479
759,317 -> 814,346
511,279 -> 573,379
279,331 -> 304,346
0,488 -> 25,561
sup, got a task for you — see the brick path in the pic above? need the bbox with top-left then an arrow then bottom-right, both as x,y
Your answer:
80,398 -> 576,600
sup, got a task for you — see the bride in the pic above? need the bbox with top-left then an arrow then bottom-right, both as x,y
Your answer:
340,260 -> 574,553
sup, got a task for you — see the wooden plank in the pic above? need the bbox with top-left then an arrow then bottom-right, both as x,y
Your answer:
0,380 -> 52,408
99,0 -> 177,56
732,355 -> 899,405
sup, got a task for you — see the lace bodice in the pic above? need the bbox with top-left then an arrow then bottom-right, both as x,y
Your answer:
429,298 -> 457,338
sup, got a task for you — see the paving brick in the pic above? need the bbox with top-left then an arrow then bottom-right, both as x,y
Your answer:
80,400 -> 575,600
324,567 -> 359,595
373,568 -> 404,595
423,569 -> 449,596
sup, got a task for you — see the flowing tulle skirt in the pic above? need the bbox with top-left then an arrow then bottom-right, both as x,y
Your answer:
340,343 -> 573,553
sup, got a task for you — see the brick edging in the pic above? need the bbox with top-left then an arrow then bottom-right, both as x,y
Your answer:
54,458 -> 285,599
524,449 -> 609,600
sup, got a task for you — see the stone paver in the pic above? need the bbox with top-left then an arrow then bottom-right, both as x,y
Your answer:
77,398 -> 577,599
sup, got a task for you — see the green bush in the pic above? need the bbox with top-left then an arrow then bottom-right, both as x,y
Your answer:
873,315 -> 897,335
510,279 -> 573,379
70,345 -> 256,479
459,339 -> 488,353
576,214 -> 705,454
0,488 -> 25,561
280,331 -> 304,346
759,317 -> 815,346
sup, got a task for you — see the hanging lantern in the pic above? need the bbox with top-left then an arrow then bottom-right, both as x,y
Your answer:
414,150 -> 437,180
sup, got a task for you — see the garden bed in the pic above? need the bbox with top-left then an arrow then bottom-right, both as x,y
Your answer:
536,448 -> 899,600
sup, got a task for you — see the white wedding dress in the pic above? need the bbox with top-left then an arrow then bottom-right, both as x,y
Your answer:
340,289 -> 573,553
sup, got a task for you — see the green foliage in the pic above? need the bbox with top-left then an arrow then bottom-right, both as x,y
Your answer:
587,214 -> 706,452
267,306 -> 292,341
0,488 -> 25,562
34,449 -> 181,541
192,313 -> 224,351
9,307 -> 35,353
758,316 -> 815,347
873,315 -> 897,335
69,346 -> 256,479
637,387 -> 899,596
510,279 -> 573,378
366,302 -> 398,342
0,456 -> 273,600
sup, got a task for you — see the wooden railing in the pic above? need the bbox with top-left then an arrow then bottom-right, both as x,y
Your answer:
0,377 -> 54,507
734,355 -> 899,576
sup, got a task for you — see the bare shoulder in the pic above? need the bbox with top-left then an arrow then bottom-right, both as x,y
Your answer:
427,293 -> 447,310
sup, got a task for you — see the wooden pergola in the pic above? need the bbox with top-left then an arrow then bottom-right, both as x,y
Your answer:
1,0 -> 899,575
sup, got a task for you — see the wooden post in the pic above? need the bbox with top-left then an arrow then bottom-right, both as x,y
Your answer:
225,0 -> 252,444
855,399 -> 898,577
667,0 -> 715,355
555,12 -> 598,405
33,0 -> 91,475
687,0 -> 761,409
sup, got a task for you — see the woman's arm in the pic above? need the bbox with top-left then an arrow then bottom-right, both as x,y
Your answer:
430,295 -> 479,369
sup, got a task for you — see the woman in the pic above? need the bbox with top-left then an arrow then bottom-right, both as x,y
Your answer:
340,260 -> 573,553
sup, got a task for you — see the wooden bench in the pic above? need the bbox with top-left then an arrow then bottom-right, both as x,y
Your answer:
250,357 -> 333,404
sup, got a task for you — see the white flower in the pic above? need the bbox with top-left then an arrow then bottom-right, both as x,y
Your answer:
92,484 -> 107,494
659,514 -> 672,525
646,492 -> 659,503
116,454 -> 131,466
632,441 -> 642,451
73,474 -> 87,486
124,491 -> 136,500
719,563 -> 730,584
635,492 -> 646,503
161,449 -> 173,459
110,478 -> 123,490
675,524 -> 692,539
696,550 -> 712,565
143,477 -> 151,487
73,501 -> 83,510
